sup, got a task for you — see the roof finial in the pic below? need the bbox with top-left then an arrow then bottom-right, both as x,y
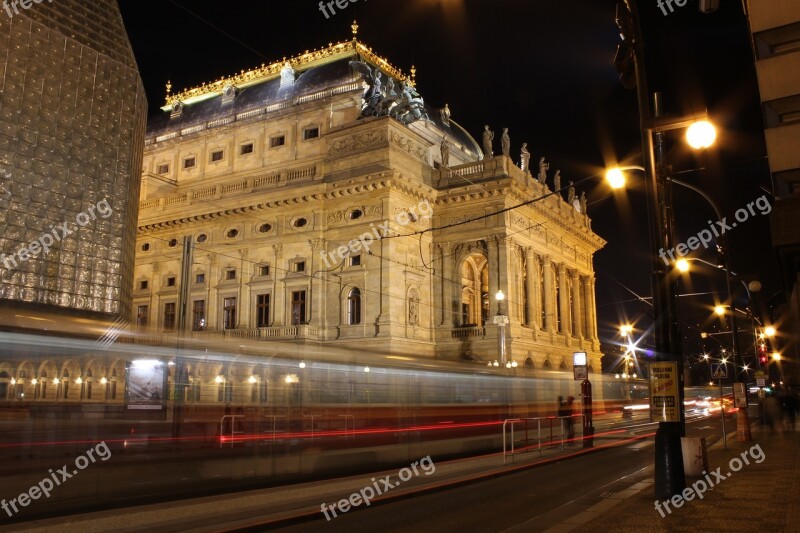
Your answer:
410,65 -> 417,86
352,20 -> 359,39
166,80 -> 172,97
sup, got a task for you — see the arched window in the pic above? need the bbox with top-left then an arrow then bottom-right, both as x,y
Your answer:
348,288 -> 362,325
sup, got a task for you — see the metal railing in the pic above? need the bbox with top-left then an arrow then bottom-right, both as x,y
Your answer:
502,415 -> 585,463
219,414 -> 245,448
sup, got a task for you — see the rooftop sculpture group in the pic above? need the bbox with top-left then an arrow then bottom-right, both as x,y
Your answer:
350,61 -> 429,125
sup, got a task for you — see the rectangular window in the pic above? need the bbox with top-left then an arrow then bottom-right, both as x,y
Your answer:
211,150 -> 224,162
350,255 -> 361,266
294,261 -> 305,273
157,164 -> 169,174
195,273 -> 205,284
164,302 -> 176,331
192,300 -> 206,331
139,280 -> 148,290
270,135 -> 286,148
240,142 -> 254,155
291,291 -> 306,325
137,305 -> 148,330
256,294 -> 270,328
303,127 -> 320,140
753,21 -> 800,60
259,265 -> 270,277
166,276 -> 176,287
183,157 -> 196,169
223,297 -> 237,329
226,269 -> 236,280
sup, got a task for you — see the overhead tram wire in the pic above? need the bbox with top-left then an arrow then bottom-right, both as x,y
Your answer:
165,0 -> 271,62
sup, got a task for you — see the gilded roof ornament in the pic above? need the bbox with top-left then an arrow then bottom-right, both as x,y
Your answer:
162,21 -> 412,110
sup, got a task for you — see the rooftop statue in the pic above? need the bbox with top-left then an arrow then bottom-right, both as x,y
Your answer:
350,60 -> 428,125
482,126 -> 494,159
580,191 -> 587,214
538,157 -> 549,184
567,181 -> 576,205
501,128 -> 510,157
554,170 -> 561,192
440,103 -> 451,126
520,143 -> 531,173
441,136 -> 450,167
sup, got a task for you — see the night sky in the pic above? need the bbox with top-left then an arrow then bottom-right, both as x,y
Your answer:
118,0 -> 779,369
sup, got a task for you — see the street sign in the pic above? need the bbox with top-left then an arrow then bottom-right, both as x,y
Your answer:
573,352 -> 587,381
756,378 -> 766,387
650,362 -> 680,422
711,363 -> 727,380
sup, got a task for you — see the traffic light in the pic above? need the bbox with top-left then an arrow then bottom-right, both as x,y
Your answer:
759,343 -> 767,365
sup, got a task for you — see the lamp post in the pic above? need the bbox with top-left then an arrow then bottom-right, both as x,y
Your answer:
673,255 -> 754,442
493,290 -> 509,366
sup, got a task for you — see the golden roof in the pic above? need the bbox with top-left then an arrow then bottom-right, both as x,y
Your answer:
163,21 -> 412,110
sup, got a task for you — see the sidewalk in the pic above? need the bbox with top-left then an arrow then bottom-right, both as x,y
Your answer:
573,426 -> 800,532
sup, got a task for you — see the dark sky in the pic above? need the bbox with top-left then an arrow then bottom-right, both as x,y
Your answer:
118,0 -> 779,364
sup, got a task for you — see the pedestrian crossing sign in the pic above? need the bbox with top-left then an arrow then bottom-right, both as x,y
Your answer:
711,363 -> 727,379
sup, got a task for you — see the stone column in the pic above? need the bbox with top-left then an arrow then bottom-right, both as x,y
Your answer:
487,238 -> 498,318
571,270 -> 582,339
525,248 -> 540,329
558,263 -> 570,336
588,276 -> 598,340
489,235 -> 512,319
272,244 -> 284,326
581,275 -> 590,338
238,249 -> 250,328
542,256 -> 555,333
441,242 -> 455,327
206,256 -> 219,329
308,239 -> 325,328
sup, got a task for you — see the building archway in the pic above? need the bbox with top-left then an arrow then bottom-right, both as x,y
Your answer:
460,254 -> 488,326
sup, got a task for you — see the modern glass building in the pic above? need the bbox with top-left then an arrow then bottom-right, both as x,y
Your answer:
0,0 -> 146,321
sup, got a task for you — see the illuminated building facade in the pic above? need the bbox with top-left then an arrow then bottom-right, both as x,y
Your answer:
0,0 -> 146,321
131,24 -> 606,372
748,1 -> 800,361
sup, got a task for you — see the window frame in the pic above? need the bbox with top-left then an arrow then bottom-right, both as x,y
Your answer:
256,293 -> 271,328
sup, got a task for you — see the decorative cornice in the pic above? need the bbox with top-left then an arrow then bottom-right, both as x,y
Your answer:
164,39 -> 410,109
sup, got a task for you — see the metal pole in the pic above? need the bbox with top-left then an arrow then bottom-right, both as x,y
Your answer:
726,269 -> 752,441
719,377 -> 727,449
624,0 -> 686,497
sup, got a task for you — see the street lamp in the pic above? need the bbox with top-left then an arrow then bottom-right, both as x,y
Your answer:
764,326 -> 776,338
493,290 -> 509,366
685,120 -> 717,149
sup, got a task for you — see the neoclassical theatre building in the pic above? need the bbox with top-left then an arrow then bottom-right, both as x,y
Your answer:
132,24 -> 606,372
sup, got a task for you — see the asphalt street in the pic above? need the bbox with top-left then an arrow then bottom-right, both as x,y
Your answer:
271,413 -> 730,533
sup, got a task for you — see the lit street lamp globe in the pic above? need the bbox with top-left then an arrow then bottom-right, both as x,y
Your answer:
765,326 -> 776,337
686,120 -> 717,149
605,167 -> 626,189
676,259 -> 690,273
